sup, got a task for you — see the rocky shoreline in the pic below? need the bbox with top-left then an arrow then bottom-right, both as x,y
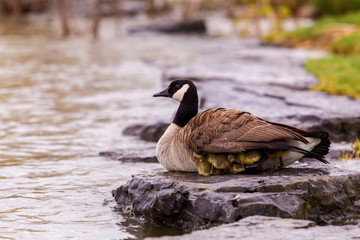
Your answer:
145,215 -> 360,240
107,36 -> 360,238
113,162 -> 360,231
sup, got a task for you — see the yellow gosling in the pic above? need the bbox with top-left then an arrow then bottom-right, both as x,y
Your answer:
243,151 -> 261,165
207,154 -> 230,169
194,152 -> 205,160
227,154 -> 236,163
197,159 -> 212,176
229,162 -> 246,173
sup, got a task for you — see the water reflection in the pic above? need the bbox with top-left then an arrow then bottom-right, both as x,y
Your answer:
115,213 -> 184,240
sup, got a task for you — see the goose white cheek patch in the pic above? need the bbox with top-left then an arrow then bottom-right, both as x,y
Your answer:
172,84 -> 190,102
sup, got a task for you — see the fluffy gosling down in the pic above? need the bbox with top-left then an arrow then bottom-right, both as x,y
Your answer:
153,80 -> 330,176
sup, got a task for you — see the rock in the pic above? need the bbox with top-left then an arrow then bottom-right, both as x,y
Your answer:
99,150 -> 158,163
123,122 -> 169,142
145,215 -> 360,240
200,80 -> 360,142
123,79 -> 360,144
162,40 -> 326,89
327,142 -> 353,159
125,38 -> 360,144
158,38 -> 360,142
128,19 -> 206,34
113,162 -> 360,231
140,123 -> 170,142
123,124 -> 147,136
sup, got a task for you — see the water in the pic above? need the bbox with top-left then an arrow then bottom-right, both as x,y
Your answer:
0,33 -> 199,239
1,24 -> 360,239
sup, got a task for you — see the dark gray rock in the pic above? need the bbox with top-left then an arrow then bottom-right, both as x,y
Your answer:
122,124 -> 147,137
140,123 -> 170,142
123,122 -> 169,142
145,215 -> 360,240
128,19 -> 206,34
113,162 -> 360,231
99,150 -> 158,163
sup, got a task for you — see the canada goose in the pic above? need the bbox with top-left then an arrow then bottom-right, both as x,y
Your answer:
153,80 -> 330,176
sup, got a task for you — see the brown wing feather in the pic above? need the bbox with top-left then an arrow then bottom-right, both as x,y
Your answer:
183,108 -> 308,153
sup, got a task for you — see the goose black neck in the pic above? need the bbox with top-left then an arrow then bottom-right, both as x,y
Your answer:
173,91 -> 198,127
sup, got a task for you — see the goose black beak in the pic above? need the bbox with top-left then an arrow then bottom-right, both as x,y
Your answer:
153,88 -> 170,97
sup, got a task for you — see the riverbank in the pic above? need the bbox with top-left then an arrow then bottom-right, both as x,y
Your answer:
111,30 -> 360,238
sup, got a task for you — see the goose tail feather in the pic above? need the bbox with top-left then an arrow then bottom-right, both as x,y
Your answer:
302,131 -> 331,164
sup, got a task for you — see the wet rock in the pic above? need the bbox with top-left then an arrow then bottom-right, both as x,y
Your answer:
113,162 -> 360,231
99,149 -> 158,163
201,80 -> 360,142
140,123 -> 170,142
145,215 -> 360,240
123,122 -> 169,142
123,124 -> 147,136
128,19 -> 206,34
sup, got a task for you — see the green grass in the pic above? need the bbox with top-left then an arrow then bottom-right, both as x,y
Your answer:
262,11 -> 360,50
309,0 -> 360,16
263,11 -> 360,100
330,31 -> 360,55
305,56 -> 360,99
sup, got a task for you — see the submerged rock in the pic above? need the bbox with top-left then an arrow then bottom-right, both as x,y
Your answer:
99,150 -> 158,163
123,122 -> 169,142
145,215 -> 360,240
128,19 -> 206,34
113,162 -> 360,231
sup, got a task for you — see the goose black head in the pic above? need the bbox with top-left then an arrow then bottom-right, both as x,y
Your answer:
153,80 -> 197,103
154,80 -> 198,127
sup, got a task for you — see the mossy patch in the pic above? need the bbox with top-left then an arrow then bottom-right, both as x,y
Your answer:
341,138 -> 360,159
262,11 -> 360,52
305,56 -> 360,99
330,31 -> 360,55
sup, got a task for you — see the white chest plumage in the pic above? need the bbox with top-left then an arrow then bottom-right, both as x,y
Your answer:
156,123 -> 197,172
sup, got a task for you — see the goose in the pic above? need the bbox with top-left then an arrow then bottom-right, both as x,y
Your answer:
153,79 -> 330,176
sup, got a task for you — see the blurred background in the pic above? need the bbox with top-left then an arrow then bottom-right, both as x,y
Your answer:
0,0 -> 359,239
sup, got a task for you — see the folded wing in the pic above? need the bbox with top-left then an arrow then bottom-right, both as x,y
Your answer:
185,108 -> 311,154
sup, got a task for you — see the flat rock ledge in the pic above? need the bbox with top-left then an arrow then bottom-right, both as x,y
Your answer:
123,79 -> 360,143
146,215 -> 360,240
201,80 -> 360,142
113,162 -> 360,231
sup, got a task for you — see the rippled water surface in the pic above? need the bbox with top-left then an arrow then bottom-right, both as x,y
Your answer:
0,33 -> 209,239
